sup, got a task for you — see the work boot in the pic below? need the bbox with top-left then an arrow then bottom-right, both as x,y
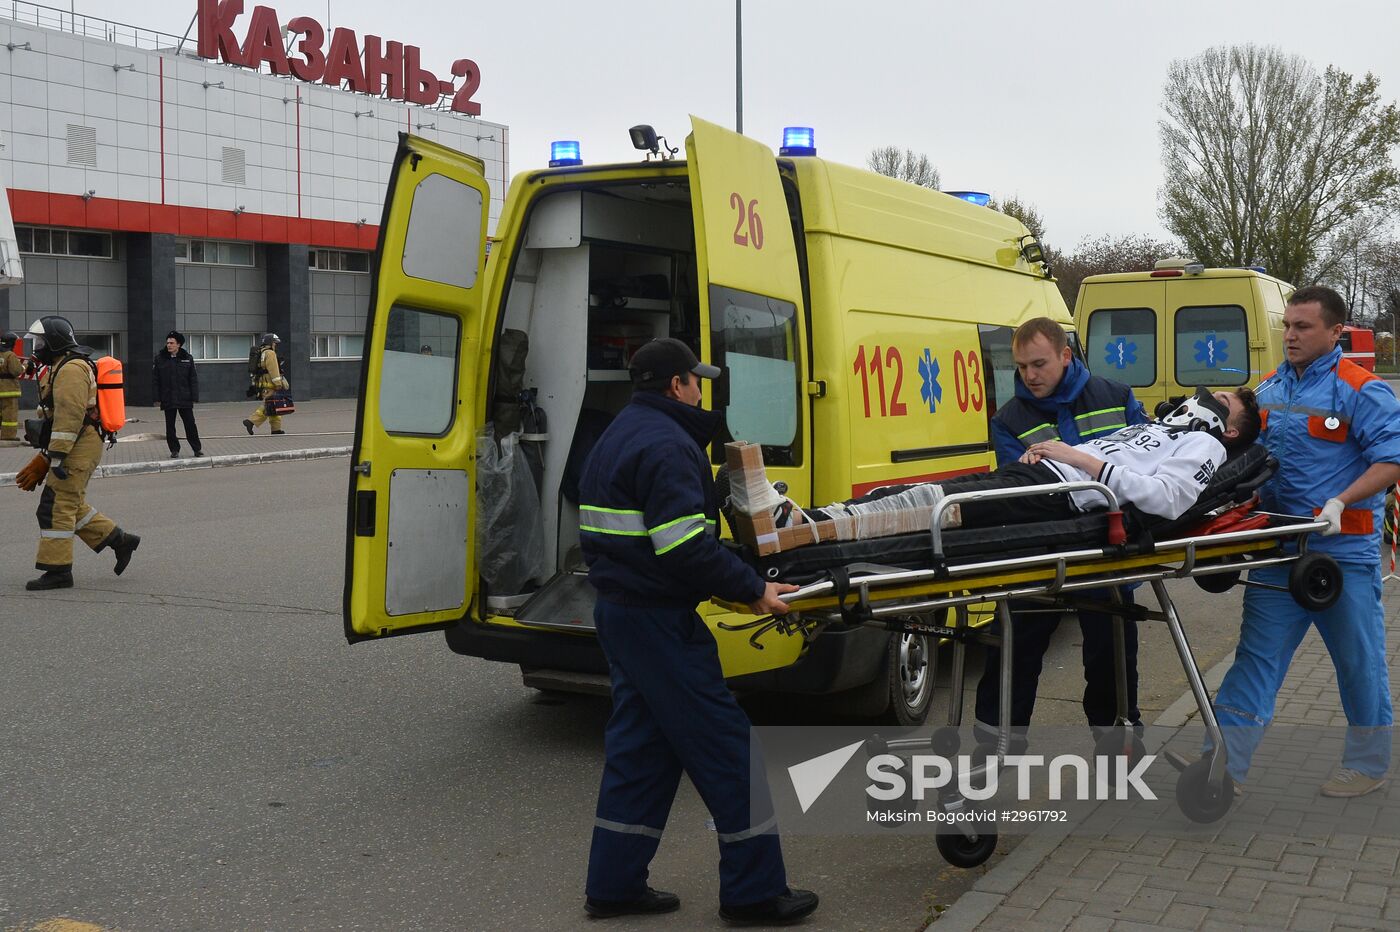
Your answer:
243,419 -> 255,435
105,529 -> 141,576
1320,768 -> 1388,798
584,887 -> 680,919
720,888 -> 819,926
26,569 -> 74,590
272,429 -> 286,435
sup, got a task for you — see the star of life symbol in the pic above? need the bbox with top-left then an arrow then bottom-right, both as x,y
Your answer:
1105,338 -> 1136,369
1193,333 -> 1228,368
919,349 -> 941,413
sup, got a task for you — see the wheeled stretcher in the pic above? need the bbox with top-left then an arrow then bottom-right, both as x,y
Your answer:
719,445 -> 1344,868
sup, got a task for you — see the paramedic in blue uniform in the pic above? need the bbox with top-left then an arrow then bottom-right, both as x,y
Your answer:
974,317 -> 1148,742
1213,285 -> 1400,798
577,337 -> 819,925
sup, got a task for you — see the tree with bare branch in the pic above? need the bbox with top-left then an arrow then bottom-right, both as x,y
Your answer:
1159,44 -> 1400,285
866,146 -> 941,189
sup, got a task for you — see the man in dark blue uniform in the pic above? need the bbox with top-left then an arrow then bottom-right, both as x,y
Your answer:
578,338 -> 819,925
974,317 -> 1148,744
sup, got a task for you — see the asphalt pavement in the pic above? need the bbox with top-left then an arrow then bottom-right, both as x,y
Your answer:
0,454 -> 1253,931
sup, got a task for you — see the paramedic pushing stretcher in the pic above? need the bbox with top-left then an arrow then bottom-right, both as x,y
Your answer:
1212,285 -> 1400,799
577,337 -> 819,925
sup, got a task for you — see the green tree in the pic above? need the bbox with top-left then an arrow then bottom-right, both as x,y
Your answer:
1159,44 -> 1400,285
866,146 -> 940,189
1045,234 -> 1182,308
988,195 -> 1046,243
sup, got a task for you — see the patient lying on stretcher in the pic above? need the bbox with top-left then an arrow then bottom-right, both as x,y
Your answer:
735,388 -> 1261,543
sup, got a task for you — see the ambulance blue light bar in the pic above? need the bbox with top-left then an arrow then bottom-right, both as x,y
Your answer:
947,191 -> 992,207
549,140 -> 582,167
779,126 -> 816,157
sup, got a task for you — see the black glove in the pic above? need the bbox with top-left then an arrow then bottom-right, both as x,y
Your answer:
1154,395 -> 1186,420
49,453 -> 68,481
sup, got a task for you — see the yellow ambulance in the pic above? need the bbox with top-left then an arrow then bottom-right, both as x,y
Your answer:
1074,259 -> 1291,412
343,116 -> 1068,724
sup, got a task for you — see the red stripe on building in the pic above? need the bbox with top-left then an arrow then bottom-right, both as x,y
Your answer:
6,190 -> 378,250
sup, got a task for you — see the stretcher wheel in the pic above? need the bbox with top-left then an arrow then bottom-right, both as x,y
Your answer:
1175,757 -> 1235,823
1288,553 -> 1343,611
936,824 -> 998,868
1194,570 -> 1240,594
1094,727 -> 1146,789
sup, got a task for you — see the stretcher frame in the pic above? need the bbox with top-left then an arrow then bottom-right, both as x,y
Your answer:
724,480 -> 1337,866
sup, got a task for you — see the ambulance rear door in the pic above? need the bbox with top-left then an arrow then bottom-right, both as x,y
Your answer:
343,135 -> 491,643
685,116 -> 811,506
1080,280 -> 1166,406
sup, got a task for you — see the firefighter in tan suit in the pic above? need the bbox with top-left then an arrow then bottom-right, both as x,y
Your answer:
0,331 -> 23,440
242,332 -> 288,435
21,317 -> 140,591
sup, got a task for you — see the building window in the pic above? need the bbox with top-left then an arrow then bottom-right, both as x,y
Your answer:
312,334 -> 365,359
309,249 -> 370,272
175,238 -> 256,267
79,334 -> 117,359
16,226 -> 115,259
187,333 -> 256,361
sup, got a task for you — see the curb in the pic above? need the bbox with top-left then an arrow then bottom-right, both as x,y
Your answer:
929,647 -> 1241,930
0,446 -> 351,487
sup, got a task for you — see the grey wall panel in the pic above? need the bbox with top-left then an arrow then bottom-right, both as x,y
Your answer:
310,359 -> 362,398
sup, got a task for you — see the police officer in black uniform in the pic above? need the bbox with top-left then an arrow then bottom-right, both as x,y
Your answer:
577,338 -> 818,926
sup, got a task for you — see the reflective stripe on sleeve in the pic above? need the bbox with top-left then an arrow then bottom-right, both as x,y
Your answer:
716,815 -> 778,844
1258,402 -> 1350,424
1074,405 -> 1127,437
0,390 -> 20,398
40,529 -> 75,539
594,817 -> 664,839
50,430 -> 79,442
1016,423 -> 1059,445
649,513 -> 709,555
578,505 -> 648,537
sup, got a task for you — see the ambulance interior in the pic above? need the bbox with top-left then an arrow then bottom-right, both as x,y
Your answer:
480,182 -> 704,624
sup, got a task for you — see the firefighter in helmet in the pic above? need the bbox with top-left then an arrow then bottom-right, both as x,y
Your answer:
243,332 -> 289,435
16,316 -> 140,590
0,331 -> 23,440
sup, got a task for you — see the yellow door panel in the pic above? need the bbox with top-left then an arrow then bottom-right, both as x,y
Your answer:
686,116 -> 811,507
344,135 -> 490,642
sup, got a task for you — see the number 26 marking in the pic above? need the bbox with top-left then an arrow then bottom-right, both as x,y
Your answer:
730,192 -> 764,249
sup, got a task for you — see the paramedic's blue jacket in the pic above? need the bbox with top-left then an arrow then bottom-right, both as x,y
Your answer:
991,357 -> 1148,467
1257,345 -> 1400,564
579,392 -> 766,608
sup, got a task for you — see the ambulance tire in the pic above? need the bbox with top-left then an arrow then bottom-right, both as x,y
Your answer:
935,822 -> 998,868
1194,570 -> 1240,594
1288,553 -> 1343,612
881,629 -> 935,726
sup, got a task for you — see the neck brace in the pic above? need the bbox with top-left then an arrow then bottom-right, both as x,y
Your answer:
1159,386 -> 1229,438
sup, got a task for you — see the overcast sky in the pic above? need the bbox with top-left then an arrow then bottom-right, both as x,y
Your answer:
65,0 -> 1400,248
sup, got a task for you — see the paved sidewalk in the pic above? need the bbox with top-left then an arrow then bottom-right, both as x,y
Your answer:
0,398 -> 355,483
937,578 -> 1400,931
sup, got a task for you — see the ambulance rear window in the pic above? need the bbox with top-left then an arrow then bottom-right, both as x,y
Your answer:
1174,305 -> 1247,386
1086,308 -> 1156,387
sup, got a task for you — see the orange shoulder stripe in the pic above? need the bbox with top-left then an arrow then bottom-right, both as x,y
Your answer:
1337,358 -> 1380,391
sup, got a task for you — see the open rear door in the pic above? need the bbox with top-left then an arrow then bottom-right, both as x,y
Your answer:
343,135 -> 490,642
686,116 -> 811,506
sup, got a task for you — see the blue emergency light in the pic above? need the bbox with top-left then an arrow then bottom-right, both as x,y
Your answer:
779,126 -> 816,157
946,191 -> 992,207
549,140 -> 582,167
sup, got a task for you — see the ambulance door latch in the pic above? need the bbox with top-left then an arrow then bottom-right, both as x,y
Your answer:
805,380 -> 827,398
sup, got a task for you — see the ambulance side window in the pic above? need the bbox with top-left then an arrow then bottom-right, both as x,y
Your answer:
378,306 -> 460,436
708,285 -> 800,466
1174,305 -> 1247,386
977,324 -> 1016,418
1087,308 -> 1156,387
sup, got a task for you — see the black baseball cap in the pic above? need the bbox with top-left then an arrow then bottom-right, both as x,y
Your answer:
628,337 -> 721,383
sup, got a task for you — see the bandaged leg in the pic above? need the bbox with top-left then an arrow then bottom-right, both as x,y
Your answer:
807,483 -> 962,538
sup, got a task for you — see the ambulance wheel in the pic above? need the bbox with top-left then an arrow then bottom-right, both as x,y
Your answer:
1175,757 -> 1235,824
1094,727 -> 1147,789
1288,553 -> 1342,611
884,629 -> 934,726
936,824 -> 998,868
1194,570 -> 1240,594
